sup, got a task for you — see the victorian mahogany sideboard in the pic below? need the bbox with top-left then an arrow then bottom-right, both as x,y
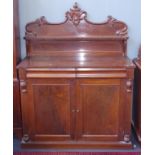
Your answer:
132,47 -> 141,142
13,0 -> 22,138
17,3 -> 135,149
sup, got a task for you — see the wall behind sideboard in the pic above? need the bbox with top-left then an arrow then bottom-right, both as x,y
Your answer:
19,0 -> 141,59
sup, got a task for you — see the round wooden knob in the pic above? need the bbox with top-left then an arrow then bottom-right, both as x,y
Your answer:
76,109 -> 80,112
72,109 -> 75,112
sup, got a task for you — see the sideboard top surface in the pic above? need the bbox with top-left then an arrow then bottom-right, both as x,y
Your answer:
18,56 -> 134,69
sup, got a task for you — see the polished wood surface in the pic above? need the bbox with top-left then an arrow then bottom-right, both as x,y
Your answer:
24,2 -> 128,57
133,47 -> 141,142
18,56 -> 134,68
13,0 -> 22,138
18,3 -> 135,149
27,79 -> 74,141
76,79 -> 120,141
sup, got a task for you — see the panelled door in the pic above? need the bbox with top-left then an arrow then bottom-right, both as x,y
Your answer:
23,78 -> 75,141
21,78 -> 127,142
76,79 -> 123,141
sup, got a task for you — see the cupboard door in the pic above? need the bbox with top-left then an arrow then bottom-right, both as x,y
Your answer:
76,79 -> 122,141
23,79 -> 75,141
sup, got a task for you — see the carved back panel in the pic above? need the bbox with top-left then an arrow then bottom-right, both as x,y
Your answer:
25,3 -> 128,57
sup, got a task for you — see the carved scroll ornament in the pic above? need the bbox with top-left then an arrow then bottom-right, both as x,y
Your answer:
107,16 -> 128,36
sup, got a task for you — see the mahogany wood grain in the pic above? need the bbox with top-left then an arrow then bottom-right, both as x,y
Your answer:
13,0 -> 22,138
18,3 -> 135,149
76,79 -> 120,141
28,79 -> 75,141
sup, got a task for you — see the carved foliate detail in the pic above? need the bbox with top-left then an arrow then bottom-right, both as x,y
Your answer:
20,80 -> 27,93
126,79 -> 132,93
66,2 -> 87,26
22,134 -> 30,143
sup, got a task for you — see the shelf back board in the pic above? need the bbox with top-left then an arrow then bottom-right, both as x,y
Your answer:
25,2 -> 128,57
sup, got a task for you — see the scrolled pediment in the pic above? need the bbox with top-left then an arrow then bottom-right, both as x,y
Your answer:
25,2 -> 128,40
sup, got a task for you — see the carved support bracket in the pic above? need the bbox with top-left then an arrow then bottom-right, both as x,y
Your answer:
20,80 -> 27,93
126,79 -> 132,93
21,134 -> 30,143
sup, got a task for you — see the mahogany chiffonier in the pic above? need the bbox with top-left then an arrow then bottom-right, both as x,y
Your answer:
13,0 -> 22,138
17,3 -> 135,149
132,47 -> 141,143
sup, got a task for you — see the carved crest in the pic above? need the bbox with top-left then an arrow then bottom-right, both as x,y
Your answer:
66,2 -> 87,26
